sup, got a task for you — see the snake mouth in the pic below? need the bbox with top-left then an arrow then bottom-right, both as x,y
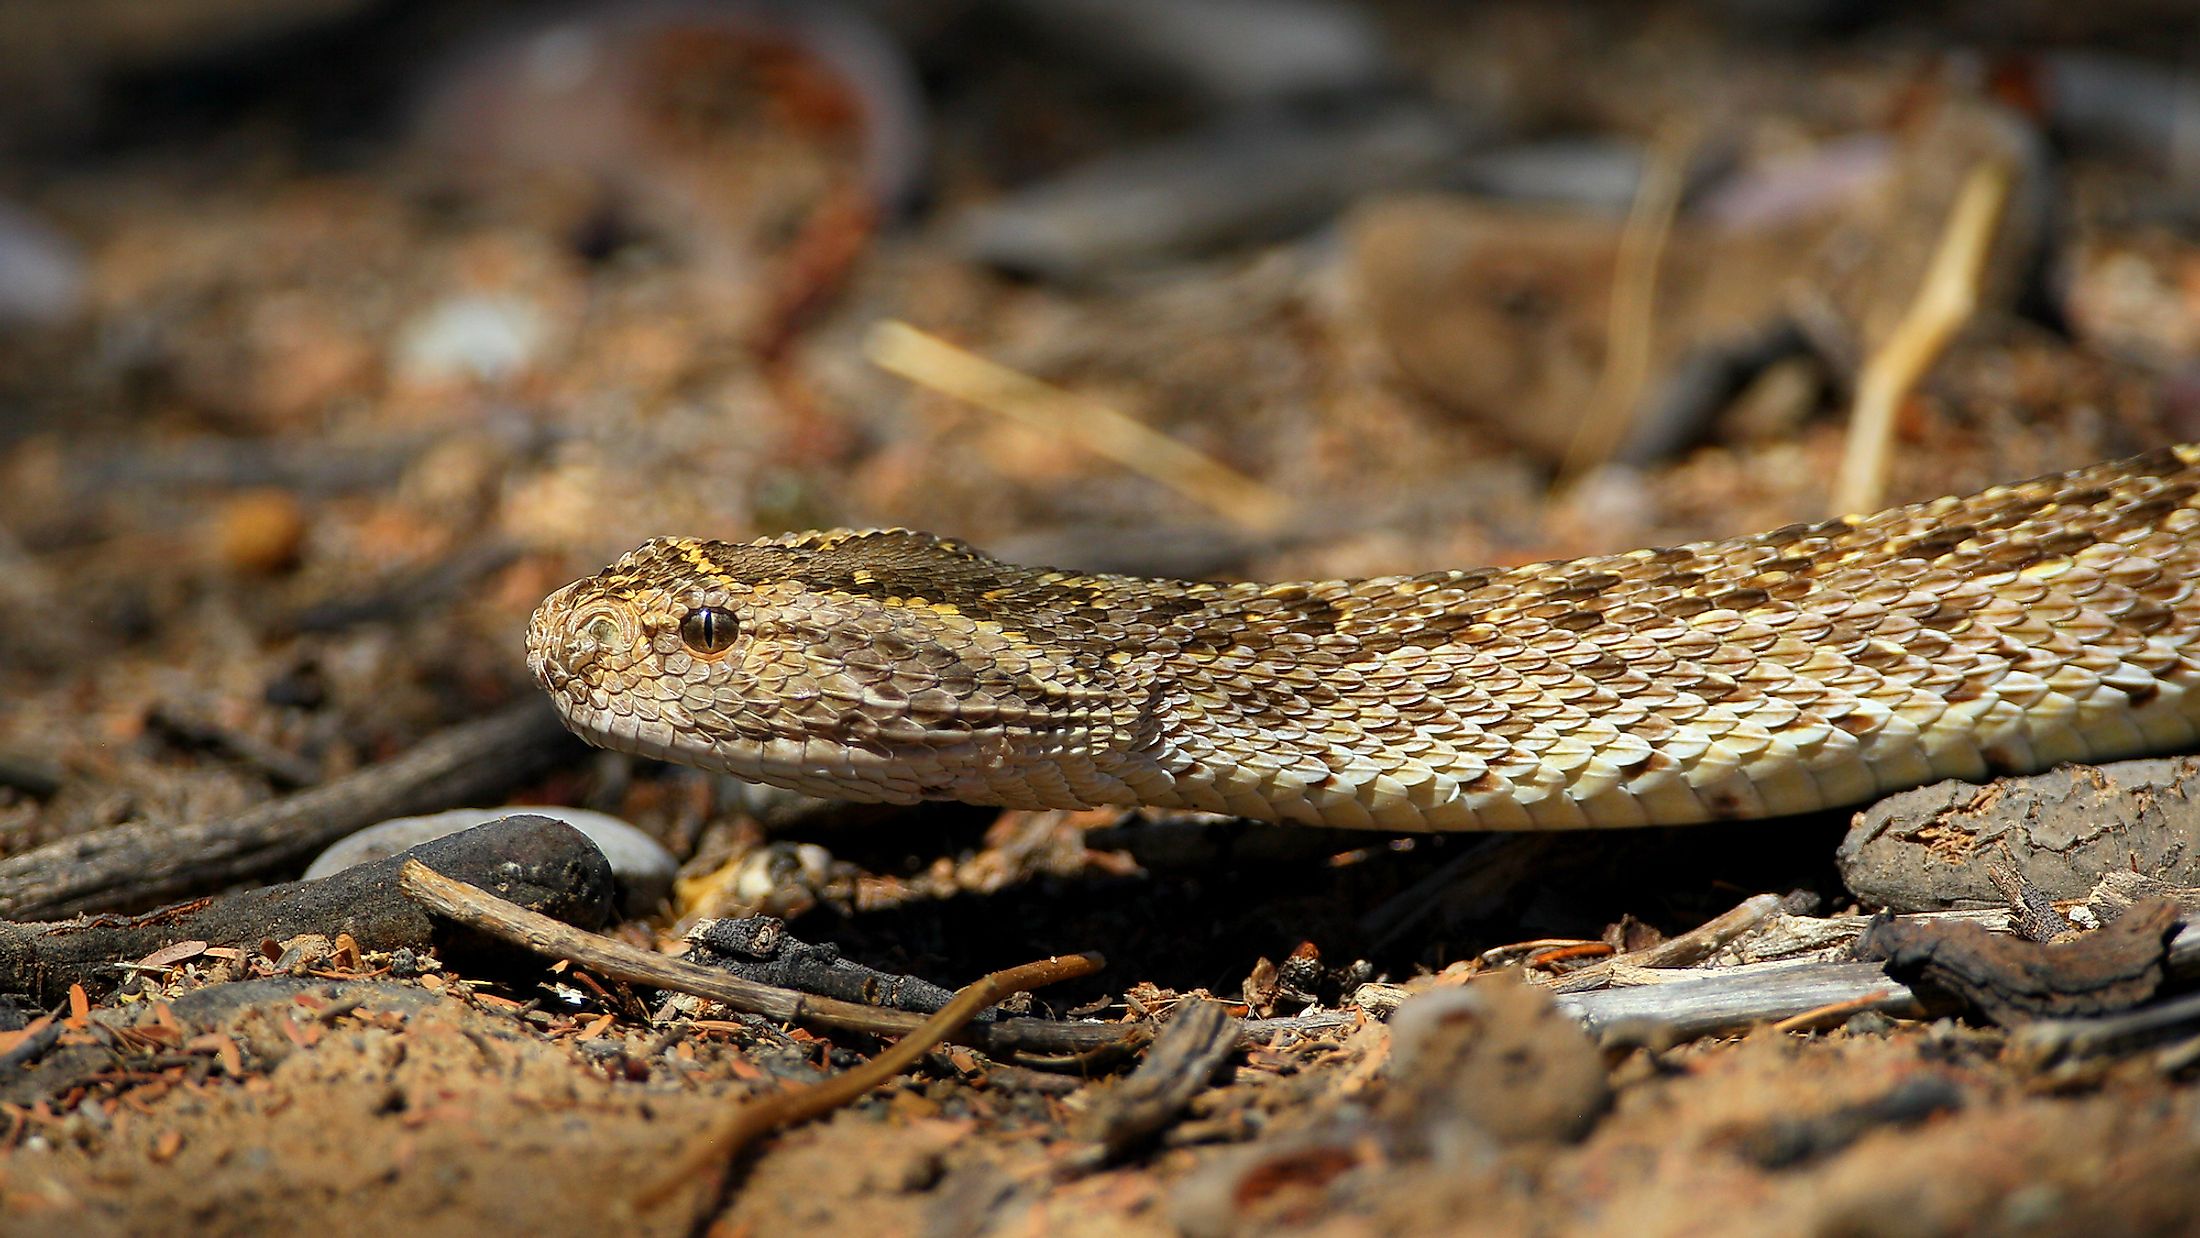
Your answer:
524,580 -> 582,691
552,693 -> 931,804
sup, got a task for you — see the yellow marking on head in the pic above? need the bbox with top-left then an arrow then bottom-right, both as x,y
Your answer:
676,539 -> 739,593
852,568 -> 874,583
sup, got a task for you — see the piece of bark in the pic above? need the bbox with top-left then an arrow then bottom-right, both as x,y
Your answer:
1078,999 -> 1241,1162
2087,872 -> 2200,922
0,698 -> 582,918
1558,958 -> 1934,1040
1988,862 -> 2075,943
1837,756 -> 2200,911
684,915 -> 964,1016
0,815 -> 617,1005
1556,915 -> 2200,1042
1550,894 -> 1786,994
1855,897 -> 2185,1025
2011,988 -> 2200,1067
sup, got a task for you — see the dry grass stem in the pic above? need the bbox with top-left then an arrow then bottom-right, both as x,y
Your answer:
866,319 -> 1290,532
1562,122 -> 1693,480
650,950 -> 1104,1213
1832,159 -> 2012,515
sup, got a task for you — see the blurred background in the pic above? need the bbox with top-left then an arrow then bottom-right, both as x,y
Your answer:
0,0 -> 2197,918
7,6 -> 2200,1225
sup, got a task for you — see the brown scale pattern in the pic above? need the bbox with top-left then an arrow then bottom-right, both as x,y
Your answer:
526,446 -> 2200,830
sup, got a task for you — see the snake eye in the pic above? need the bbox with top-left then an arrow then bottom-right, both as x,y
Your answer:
680,606 -> 740,655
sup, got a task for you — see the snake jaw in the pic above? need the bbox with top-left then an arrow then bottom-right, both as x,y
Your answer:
523,579 -> 577,695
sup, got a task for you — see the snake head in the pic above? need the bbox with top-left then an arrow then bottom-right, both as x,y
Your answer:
526,531 -> 1144,806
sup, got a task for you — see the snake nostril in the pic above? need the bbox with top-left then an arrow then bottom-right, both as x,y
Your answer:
585,615 -> 621,651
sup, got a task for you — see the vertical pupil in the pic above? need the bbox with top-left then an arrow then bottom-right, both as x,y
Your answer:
683,606 -> 736,652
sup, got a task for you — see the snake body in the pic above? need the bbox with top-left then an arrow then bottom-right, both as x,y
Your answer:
528,445 -> 2200,830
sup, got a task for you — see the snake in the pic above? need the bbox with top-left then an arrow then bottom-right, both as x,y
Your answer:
526,445 -> 2200,831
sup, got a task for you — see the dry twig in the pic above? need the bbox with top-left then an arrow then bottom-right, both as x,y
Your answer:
397,859 -> 1126,1055
1077,998 -> 1242,1162
649,949 -> 1104,1214
1549,894 -> 1786,994
0,699 -> 580,918
1768,990 -> 1903,1035
1562,121 -> 1693,479
1559,915 -> 2200,1040
1831,159 -> 2012,515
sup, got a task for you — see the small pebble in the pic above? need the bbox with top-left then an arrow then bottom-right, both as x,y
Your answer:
1001,0 -> 1391,105
393,294 -> 547,384
728,841 -> 841,919
0,201 -> 85,327
211,488 -> 309,574
305,807 -> 676,916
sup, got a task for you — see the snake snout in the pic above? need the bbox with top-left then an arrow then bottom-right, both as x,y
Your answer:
527,581 -> 645,697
